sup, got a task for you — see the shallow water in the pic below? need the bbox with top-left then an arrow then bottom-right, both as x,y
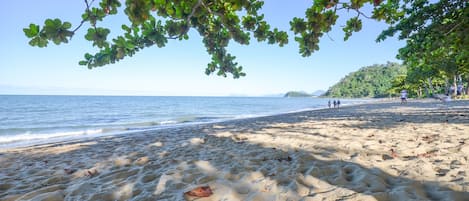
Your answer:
0,95 -> 368,147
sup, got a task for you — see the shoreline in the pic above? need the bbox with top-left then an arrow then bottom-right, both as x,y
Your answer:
1,99 -> 468,200
0,98 -> 374,150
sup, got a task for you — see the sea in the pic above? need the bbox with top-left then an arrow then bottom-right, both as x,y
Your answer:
0,95 -> 370,148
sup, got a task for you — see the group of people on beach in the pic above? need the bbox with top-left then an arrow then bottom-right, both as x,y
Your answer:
450,84 -> 465,96
328,100 -> 341,109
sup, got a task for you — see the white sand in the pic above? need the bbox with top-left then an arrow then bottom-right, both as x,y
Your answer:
1,99 -> 468,201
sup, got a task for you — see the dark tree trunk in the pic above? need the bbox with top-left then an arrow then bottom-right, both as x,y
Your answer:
466,75 -> 469,95
445,78 -> 449,95
453,75 -> 458,96
424,85 -> 429,97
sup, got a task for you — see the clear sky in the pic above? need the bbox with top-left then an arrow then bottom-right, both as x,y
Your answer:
0,0 -> 404,96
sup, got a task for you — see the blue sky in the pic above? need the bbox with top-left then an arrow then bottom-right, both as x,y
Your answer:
0,1 -> 404,96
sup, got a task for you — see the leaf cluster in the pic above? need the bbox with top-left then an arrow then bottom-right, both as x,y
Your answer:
25,0 -> 291,78
24,0 -> 391,78
24,0 -> 467,81
24,19 -> 73,47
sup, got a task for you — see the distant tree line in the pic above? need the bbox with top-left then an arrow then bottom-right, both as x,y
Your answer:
391,66 -> 468,98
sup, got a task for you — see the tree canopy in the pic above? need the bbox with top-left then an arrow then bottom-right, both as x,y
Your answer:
379,0 -> 469,97
24,0 -> 467,80
324,62 -> 406,98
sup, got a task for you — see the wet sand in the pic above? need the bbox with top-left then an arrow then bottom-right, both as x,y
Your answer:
1,99 -> 468,200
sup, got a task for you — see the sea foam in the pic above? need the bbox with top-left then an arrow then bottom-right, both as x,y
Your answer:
0,129 -> 103,144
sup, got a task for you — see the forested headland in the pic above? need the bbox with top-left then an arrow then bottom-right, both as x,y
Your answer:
325,61 -> 469,99
324,62 -> 405,98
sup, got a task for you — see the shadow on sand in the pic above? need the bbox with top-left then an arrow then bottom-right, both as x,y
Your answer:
1,100 -> 468,200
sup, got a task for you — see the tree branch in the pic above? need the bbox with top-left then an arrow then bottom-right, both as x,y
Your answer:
200,0 -> 213,15
166,36 -> 181,40
354,8 -> 372,19
70,0 -> 94,39
336,4 -> 372,19
445,21 -> 463,35
70,21 -> 87,40
326,32 -> 335,41
164,0 -> 204,40
187,0 -> 202,22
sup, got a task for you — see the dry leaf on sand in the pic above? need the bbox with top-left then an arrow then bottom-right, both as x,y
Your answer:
184,186 -> 213,197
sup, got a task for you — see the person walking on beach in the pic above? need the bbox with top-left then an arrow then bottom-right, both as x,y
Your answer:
400,90 -> 407,104
457,84 -> 463,96
337,100 -> 341,108
333,100 -> 337,108
328,100 -> 331,108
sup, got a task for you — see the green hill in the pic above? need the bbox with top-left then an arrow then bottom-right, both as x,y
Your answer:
324,62 -> 406,98
284,91 -> 312,97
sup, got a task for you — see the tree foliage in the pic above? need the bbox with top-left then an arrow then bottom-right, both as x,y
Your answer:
24,0 -> 467,81
378,0 -> 469,97
23,0 -> 396,78
324,62 -> 406,98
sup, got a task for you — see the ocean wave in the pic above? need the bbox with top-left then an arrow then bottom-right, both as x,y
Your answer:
173,115 -> 220,123
159,120 -> 178,125
233,114 -> 261,119
0,129 -> 104,144
0,116 -> 227,145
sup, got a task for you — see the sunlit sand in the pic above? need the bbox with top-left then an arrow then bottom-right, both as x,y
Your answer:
1,99 -> 468,200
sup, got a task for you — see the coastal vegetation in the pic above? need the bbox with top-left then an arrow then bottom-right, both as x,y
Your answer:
391,65 -> 468,98
388,0 -> 468,98
325,59 -> 469,99
23,0 -> 468,81
324,62 -> 405,98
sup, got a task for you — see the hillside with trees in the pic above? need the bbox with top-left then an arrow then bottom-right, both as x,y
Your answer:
284,91 -> 312,98
324,62 -> 406,98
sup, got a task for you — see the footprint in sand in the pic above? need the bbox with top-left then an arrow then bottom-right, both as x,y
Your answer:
141,173 -> 159,183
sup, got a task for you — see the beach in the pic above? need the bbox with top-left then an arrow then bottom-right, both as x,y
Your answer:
1,99 -> 468,201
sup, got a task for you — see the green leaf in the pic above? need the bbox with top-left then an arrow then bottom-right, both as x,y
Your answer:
84,53 -> 93,60
24,24 -> 40,38
85,28 -> 96,41
132,26 -> 140,33
53,19 -> 62,27
45,19 -> 54,27
166,4 -> 174,15
28,37 -> 48,47
37,37 -> 48,47
79,60 -> 88,65
82,13 -> 89,20
154,0 -> 166,6
125,42 -> 135,49
63,22 -> 72,29
122,24 -> 131,32
175,6 -> 182,18
28,37 -> 39,46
